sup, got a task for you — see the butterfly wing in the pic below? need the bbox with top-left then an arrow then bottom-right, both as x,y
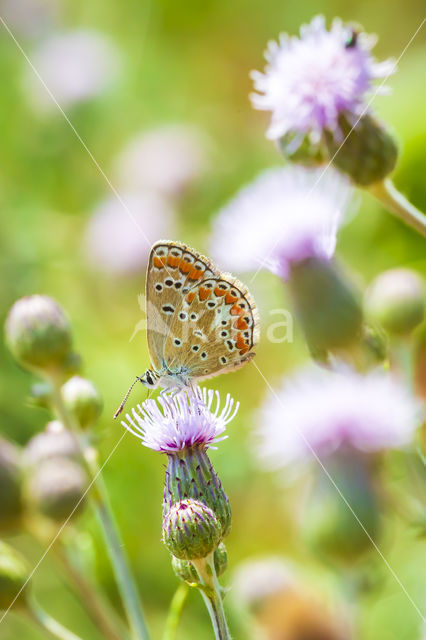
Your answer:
163,271 -> 260,381
146,241 -> 218,371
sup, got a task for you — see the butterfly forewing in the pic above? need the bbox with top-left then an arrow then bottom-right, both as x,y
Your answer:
146,241 -> 219,370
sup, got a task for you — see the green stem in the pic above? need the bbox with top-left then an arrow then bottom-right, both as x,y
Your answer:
25,597 -> 84,640
162,583 -> 189,640
49,380 -> 150,640
369,179 -> 426,237
192,555 -> 231,640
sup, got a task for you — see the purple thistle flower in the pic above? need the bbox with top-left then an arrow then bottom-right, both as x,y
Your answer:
251,15 -> 394,142
121,387 -> 239,453
211,165 -> 352,280
257,366 -> 421,469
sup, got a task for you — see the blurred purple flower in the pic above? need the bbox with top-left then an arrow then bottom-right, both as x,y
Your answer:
26,29 -> 120,110
210,165 -> 352,279
257,366 -> 421,468
115,125 -> 208,199
83,192 -> 175,275
251,15 -> 394,141
1,0 -> 61,38
121,387 -> 238,453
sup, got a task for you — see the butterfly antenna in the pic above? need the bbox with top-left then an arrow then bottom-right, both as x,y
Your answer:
113,377 -> 142,419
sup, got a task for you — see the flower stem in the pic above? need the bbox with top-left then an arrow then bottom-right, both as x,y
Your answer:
25,597 -> 84,640
369,179 -> 426,237
192,555 -> 231,640
162,583 -> 189,640
49,380 -> 150,640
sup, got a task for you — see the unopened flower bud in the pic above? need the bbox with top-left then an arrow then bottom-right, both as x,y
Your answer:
172,542 -> 228,584
0,439 -> 24,532
24,422 -> 80,467
26,458 -> 88,522
28,382 -> 53,409
325,112 -> 398,186
62,376 -> 103,428
163,499 -> 221,561
289,257 -> 363,354
164,448 -> 231,539
278,132 -> 327,166
365,269 -> 425,337
5,296 -> 72,374
302,453 -> 380,563
0,542 -> 30,610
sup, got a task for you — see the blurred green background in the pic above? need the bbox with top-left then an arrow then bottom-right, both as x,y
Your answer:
1,0 -> 425,638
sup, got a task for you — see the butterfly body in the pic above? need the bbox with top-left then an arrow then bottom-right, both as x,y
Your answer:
140,240 -> 259,391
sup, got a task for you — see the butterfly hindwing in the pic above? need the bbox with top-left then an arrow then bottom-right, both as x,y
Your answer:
163,273 -> 259,381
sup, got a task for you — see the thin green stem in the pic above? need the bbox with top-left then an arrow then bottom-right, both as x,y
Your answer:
162,583 -> 189,640
49,380 -> 150,640
25,597 -> 84,640
192,555 -> 231,640
369,179 -> 426,237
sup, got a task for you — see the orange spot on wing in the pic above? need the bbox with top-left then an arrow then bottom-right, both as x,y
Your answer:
225,292 -> 238,305
186,291 -> 196,304
167,255 -> 180,268
180,260 -> 192,274
234,317 -> 249,330
188,268 -> 203,280
214,287 -> 227,297
235,334 -> 246,350
199,287 -> 211,301
239,346 -> 249,355
153,256 -> 166,268
230,304 -> 243,316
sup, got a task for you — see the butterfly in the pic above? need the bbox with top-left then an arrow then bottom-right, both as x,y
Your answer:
114,240 -> 259,417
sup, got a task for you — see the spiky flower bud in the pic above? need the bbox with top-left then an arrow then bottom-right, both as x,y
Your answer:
325,113 -> 398,186
0,439 -> 24,532
163,499 -> 221,561
5,295 -> 72,375
289,257 -> 363,353
0,541 -> 30,610
365,268 -> 425,337
61,376 -> 103,428
26,458 -> 88,522
172,542 -> 228,584
24,421 -> 80,467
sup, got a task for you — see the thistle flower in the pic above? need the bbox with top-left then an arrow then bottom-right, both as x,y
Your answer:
211,165 -> 362,353
257,366 -> 421,469
84,192 -> 175,275
163,499 -> 221,560
121,388 -> 238,538
211,165 -> 352,278
115,125 -> 208,198
251,16 -> 394,144
26,30 -> 120,110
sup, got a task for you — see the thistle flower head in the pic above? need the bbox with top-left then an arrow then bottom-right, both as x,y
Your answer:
257,366 -> 421,468
163,498 -> 221,560
211,165 -> 351,280
251,15 -> 394,142
121,387 -> 239,453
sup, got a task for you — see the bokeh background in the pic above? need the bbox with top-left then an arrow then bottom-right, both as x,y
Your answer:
1,0 -> 425,638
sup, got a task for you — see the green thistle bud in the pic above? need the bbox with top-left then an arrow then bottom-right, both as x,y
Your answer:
278,131 -> 328,166
172,542 -> 228,584
61,376 -> 103,429
289,257 -> 363,354
325,112 -> 398,186
26,458 -> 88,522
365,269 -> 425,337
164,447 -> 231,539
0,439 -> 24,532
163,499 -> 221,561
24,422 -> 80,467
302,453 -> 380,563
0,541 -> 30,610
5,296 -> 72,375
